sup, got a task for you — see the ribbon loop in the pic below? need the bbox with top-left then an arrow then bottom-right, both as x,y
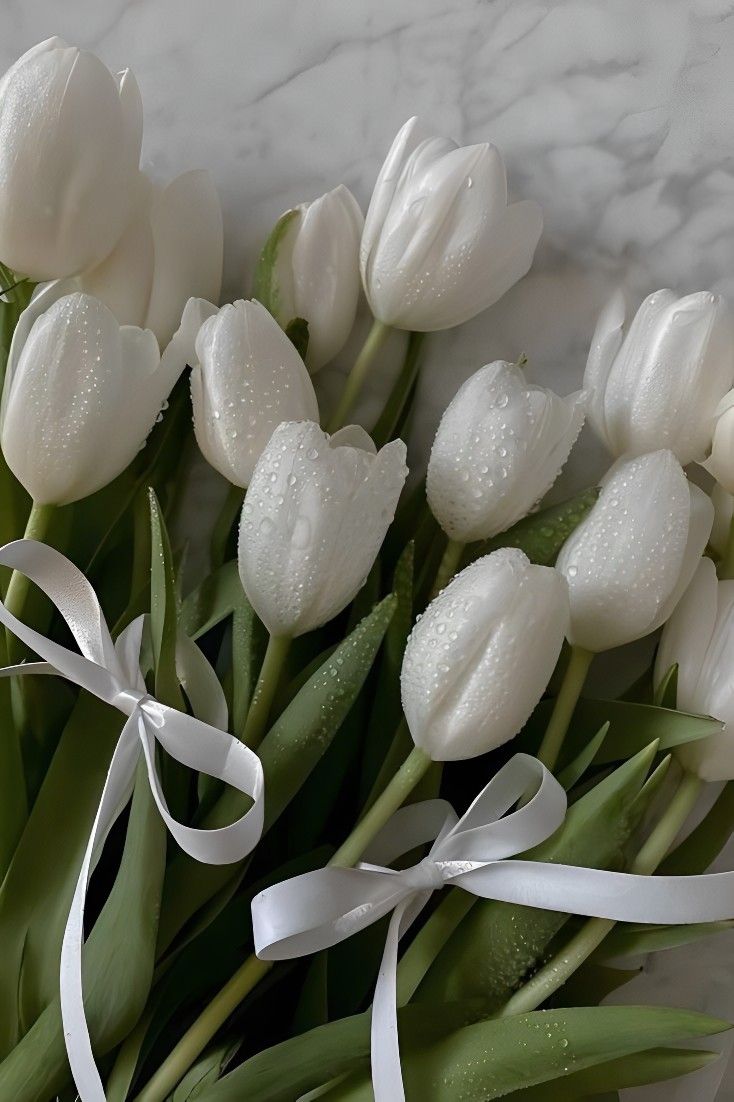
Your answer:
253,753 -> 734,1102
0,539 -> 265,1102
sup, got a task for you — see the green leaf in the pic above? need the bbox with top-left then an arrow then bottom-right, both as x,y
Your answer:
172,1038 -> 240,1101
231,590 -> 266,737
329,1006 -> 729,1102
417,743 -> 659,1009
551,961 -> 640,1006
501,1046 -> 720,1100
252,208 -> 298,318
653,663 -> 678,708
597,920 -> 734,960
660,780 -> 734,875
0,759 -> 167,1102
180,560 -> 242,640
557,724 -> 609,790
372,332 -> 425,450
464,489 -> 600,569
149,488 -> 183,710
285,316 -> 309,360
156,594 -> 397,954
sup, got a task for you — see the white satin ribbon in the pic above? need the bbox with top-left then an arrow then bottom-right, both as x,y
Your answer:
252,753 -> 734,1101
0,539 -> 264,1102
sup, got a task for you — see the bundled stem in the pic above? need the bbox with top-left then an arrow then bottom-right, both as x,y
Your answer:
240,633 -> 291,748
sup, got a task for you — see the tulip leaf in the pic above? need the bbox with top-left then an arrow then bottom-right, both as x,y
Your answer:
550,960 -> 641,1006
149,488 -> 184,710
653,662 -> 678,708
464,488 -> 600,569
597,920 -> 734,960
252,207 -> 298,320
171,1037 -> 240,1101
156,593 -> 397,953
372,331 -> 425,449
557,723 -> 609,790
417,742 -> 659,1008
181,560 -> 242,640
328,1006 -> 729,1102
660,780 -> 734,875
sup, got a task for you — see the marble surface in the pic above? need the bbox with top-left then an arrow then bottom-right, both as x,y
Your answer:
4,1 -> 734,1098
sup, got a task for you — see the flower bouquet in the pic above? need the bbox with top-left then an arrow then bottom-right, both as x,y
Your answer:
0,35 -> 733,1102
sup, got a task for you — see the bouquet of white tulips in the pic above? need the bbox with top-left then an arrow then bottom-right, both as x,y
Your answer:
1,35 -> 734,1102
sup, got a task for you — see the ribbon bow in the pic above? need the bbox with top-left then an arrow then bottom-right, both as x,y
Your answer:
252,753 -> 734,1101
0,540 -> 264,1102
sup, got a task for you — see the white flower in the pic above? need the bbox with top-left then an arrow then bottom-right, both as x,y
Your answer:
585,288 -> 734,464
400,549 -> 568,761
255,185 -> 363,372
702,389 -> 734,494
238,421 -> 408,637
656,559 -> 734,781
190,300 -> 320,488
0,289 -> 188,504
426,361 -> 585,542
0,38 -> 143,280
79,170 -> 223,347
556,451 -> 713,653
360,117 -> 542,331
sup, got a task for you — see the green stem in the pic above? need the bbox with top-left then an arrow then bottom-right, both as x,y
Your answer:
210,483 -> 246,571
536,645 -> 594,772
429,538 -> 465,601
719,497 -> 734,580
240,633 -> 291,749
133,956 -> 273,1102
330,745 -> 432,868
3,501 -> 55,647
326,320 -> 391,433
395,888 -> 475,1005
498,768 -> 704,1017
371,331 -> 425,448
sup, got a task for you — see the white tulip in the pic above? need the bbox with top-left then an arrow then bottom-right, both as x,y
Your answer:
360,116 -> 543,331
702,389 -> 734,494
0,38 -> 143,280
255,185 -> 363,372
585,288 -> 734,464
190,299 -> 320,488
0,290 -> 189,505
656,559 -> 734,781
426,361 -> 586,543
556,451 -> 713,653
79,170 -> 223,347
238,421 -> 408,637
400,549 -> 568,761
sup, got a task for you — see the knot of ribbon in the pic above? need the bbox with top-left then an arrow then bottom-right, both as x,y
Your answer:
252,753 -> 734,1101
0,539 -> 265,1102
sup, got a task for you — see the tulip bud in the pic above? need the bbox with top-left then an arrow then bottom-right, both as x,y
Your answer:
238,421 -> 407,637
0,290 -> 187,505
655,559 -> 734,780
254,185 -> 363,372
426,361 -> 585,542
79,170 -> 223,347
556,451 -> 713,653
585,288 -> 734,464
360,116 -> 543,331
400,549 -> 568,761
0,38 -> 143,280
190,299 -> 320,488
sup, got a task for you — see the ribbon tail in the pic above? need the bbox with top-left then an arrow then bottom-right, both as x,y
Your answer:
60,718 -> 141,1102
371,900 -> 409,1102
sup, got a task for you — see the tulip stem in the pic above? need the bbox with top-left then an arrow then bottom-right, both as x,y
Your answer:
4,501 -> 55,654
241,633 -> 291,749
326,319 -> 391,433
430,537 -> 465,600
498,767 -> 703,1017
330,745 -> 432,868
135,748 -> 432,1101
719,501 -> 734,580
395,887 -> 476,1005
536,645 -> 594,772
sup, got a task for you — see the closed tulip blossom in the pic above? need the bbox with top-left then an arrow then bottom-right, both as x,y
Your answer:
427,361 -> 586,545
0,38 -> 143,280
360,117 -> 543,332
190,299 -> 319,488
584,288 -> 734,464
1,291 -> 188,505
400,549 -> 568,761
656,559 -> 734,781
556,451 -> 713,654
254,185 -> 364,372
702,389 -> 734,495
79,170 -> 223,347
238,421 -> 407,639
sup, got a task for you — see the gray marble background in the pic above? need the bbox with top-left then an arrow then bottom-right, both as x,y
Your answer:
3,1 -> 734,1098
